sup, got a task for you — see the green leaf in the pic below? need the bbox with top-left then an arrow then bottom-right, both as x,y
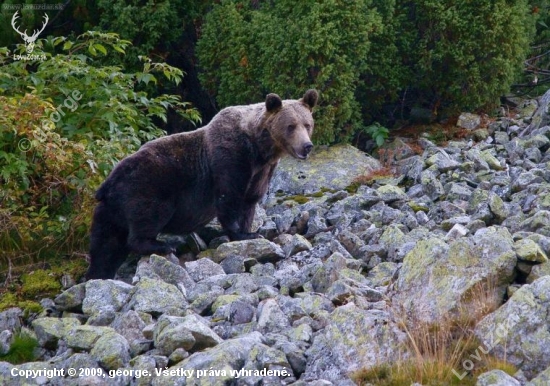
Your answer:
88,44 -> 97,56
62,41 -> 73,50
113,45 -> 126,54
93,44 -> 107,56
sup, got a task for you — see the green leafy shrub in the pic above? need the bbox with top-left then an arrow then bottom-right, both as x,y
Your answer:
198,0 -> 539,138
96,0 -> 214,69
393,0 -> 535,115
357,0 -> 413,122
0,94 -> 94,261
364,123 -> 390,148
197,0 -> 381,144
0,32 -> 200,274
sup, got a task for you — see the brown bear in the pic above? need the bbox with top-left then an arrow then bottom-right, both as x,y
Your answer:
85,89 -> 318,279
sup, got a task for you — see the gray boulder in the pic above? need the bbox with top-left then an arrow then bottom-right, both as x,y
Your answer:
184,258 -> 225,282
476,369 -> 520,386
135,254 -> 195,291
475,276 -> 550,379
151,332 -> 293,386
111,310 -> 148,356
66,325 -> 115,350
0,308 -> 22,332
522,88 -> 550,135
528,365 -> 550,385
31,317 -> 80,349
54,282 -> 86,312
458,112 -> 481,130
82,280 -> 134,315
214,239 -> 285,264
122,277 -> 187,316
392,227 -> 516,324
303,303 -> 407,384
269,144 -> 381,195
154,314 -> 222,356
89,331 -> 131,370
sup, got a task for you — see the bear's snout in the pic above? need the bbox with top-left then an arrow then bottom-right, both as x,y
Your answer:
294,141 -> 313,159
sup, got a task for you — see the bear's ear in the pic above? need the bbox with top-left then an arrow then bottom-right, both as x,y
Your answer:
301,89 -> 318,110
266,93 -> 283,112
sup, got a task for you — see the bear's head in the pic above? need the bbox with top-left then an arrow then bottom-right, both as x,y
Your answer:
265,89 -> 318,160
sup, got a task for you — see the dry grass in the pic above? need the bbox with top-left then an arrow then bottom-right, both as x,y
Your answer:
352,279 -> 516,385
352,166 -> 396,186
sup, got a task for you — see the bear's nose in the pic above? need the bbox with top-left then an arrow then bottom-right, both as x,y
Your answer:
303,143 -> 313,155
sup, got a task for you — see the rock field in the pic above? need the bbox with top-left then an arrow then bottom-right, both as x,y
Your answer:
3,90 -> 550,385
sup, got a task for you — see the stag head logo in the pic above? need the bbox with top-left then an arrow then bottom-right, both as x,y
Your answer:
11,11 -> 49,54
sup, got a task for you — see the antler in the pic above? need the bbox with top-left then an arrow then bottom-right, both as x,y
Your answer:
11,11 -> 27,40
30,13 -> 49,41
11,11 -> 48,42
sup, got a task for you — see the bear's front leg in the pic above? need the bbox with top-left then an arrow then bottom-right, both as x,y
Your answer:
216,194 -> 262,241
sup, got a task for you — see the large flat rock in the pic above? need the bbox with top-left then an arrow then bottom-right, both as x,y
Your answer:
269,144 -> 381,195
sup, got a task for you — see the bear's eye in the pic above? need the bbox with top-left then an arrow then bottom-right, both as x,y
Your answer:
287,125 -> 296,132
304,123 -> 311,130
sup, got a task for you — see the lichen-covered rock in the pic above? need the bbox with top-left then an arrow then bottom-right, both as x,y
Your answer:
376,185 -> 408,203
31,317 -> 80,349
523,88 -> 550,134
526,261 -> 550,283
476,369 -> 520,386
0,308 -> 22,332
257,298 -> 290,334
270,144 -> 381,195
420,169 -> 445,200
219,254 -> 245,274
367,262 -> 399,287
286,234 -> 313,258
310,252 -> 347,293
514,238 -> 548,263
379,224 -> 417,262
426,151 -> 461,172
66,325 -> 116,350
475,276 -> 550,379
480,149 -> 505,170
184,258 -> 225,281
54,282 -> 86,312
122,277 -> 187,316
111,310 -> 148,356
0,331 -> 12,355
129,355 -> 157,386
0,362 -> 13,386
458,112 -> 481,130
82,279 -> 134,315
90,331 -> 131,370
60,353 -> 104,384
528,365 -> 550,386
214,239 -> 285,264
151,332 -> 292,386
392,226 -> 516,324
155,322 -> 195,356
154,314 -> 222,356
303,303 -> 407,384
520,210 -> 550,232
135,254 -> 195,291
